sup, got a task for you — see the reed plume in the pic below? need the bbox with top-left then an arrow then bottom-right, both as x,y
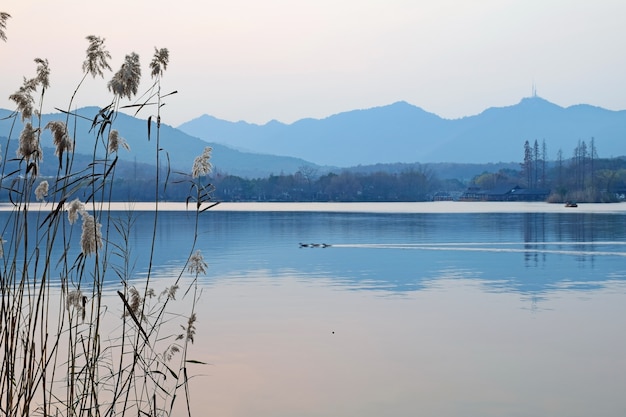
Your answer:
192,147 -> 212,178
80,211 -> 103,256
34,180 -> 48,201
9,77 -> 37,121
67,198 -> 85,224
34,57 -> 50,91
16,122 -> 42,162
8,58 -> 50,120
83,35 -> 112,78
161,285 -> 179,301
108,52 -> 141,99
185,313 -> 197,343
150,47 -> 169,79
66,289 -> 87,321
163,344 -> 180,362
123,287 -> 142,319
0,12 -> 10,42
187,250 -> 208,275
45,120 -> 73,160
107,129 -> 130,153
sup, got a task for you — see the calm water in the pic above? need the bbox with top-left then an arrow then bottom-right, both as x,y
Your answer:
3,203 -> 626,416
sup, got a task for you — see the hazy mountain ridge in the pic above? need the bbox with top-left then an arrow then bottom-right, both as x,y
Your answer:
0,108 -> 312,178
178,97 -> 626,166
2,97 -> 624,179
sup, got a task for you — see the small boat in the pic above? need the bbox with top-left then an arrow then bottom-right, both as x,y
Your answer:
565,201 -> 578,208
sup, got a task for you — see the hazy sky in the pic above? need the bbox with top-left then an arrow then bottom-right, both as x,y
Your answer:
1,1 -> 625,126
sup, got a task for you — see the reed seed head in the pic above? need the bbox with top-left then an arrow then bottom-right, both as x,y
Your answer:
0,236 -> 5,259
35,180 -> 48,201
66,289 -> 83,309
34,58 -> 50,91
123,287 -> 142,319
83,35 -> 112,78
108,52 -> 141,100
161,285 -> 179,301
192,147 -> 212,178
67,198 -> 85,224
188,250 -> 208,275
16,122 -> 42,161
45,120 -> 73,157
185,313 -> 197,343
9,60 -> 50,120
9,78 -> 37,121
150,47 -> 169,79
67,289 -> 87,321
108,129 -> 130,153
0,12 -> 10,42
80,211 -> 103,256
163,344 -> 180,362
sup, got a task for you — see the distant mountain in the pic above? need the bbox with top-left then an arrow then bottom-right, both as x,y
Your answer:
3,97 -> 624,179
178,97 -> 626,166
0,108 -> 314,178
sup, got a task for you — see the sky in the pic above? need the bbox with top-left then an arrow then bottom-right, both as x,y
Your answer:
1,0 -> 626,126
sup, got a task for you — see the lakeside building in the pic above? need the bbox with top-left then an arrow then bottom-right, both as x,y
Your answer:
459,185 -> 550,202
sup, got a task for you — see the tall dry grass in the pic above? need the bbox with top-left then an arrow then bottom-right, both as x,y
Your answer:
1,14 -> 213,417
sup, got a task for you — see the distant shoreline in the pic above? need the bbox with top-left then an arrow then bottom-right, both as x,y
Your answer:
2,201 -> 625,214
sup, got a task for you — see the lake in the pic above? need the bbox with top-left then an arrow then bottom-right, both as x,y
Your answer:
2,202 -> 626,416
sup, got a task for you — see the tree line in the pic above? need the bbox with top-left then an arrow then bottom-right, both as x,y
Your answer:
2,140 -> 625,203
473,138 -> 626,202
210,168 -> 443,202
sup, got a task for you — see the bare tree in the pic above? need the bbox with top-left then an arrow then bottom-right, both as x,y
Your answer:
297,165 -> 319,200
556,148 -> 564,190
533,139 -> 540,188
541,139 -> 547,187
523,140 -> 533,187
589,137 -> 598,193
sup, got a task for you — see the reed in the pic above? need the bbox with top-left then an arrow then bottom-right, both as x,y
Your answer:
0,15 -> 212,417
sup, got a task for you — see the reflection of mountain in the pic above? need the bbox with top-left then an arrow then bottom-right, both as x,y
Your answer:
6,210 -> 625,295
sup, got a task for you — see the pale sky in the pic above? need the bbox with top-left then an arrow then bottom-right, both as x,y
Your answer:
1,0 -> 625,126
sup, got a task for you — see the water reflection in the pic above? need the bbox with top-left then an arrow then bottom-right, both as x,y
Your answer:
184,273 -> 626,417
3,210 -> 625,297
4,206 -> 626,416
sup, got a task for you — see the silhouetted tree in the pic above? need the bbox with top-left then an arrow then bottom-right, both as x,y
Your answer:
522,140 -> 533,187
533,139 -> 540,188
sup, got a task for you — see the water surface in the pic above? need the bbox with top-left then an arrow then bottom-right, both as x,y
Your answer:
2,202 -> 625,416
142,204 -> 626,417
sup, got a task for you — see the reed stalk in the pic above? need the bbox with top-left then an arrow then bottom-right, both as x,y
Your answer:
0,15 -> 210,417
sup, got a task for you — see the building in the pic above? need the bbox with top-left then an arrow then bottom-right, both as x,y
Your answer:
459,185 -> 550,202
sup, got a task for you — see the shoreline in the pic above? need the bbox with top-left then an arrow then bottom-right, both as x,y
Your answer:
2,201 -> 626,214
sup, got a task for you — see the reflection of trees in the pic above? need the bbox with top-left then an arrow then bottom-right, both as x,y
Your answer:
523,213 -> 546,265
555,213 -> 594,243
520,213 -> 625,267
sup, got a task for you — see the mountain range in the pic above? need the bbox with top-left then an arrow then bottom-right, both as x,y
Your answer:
178,96 -> 626,166
0,107 -> 310,178
1,97 -> 624,179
